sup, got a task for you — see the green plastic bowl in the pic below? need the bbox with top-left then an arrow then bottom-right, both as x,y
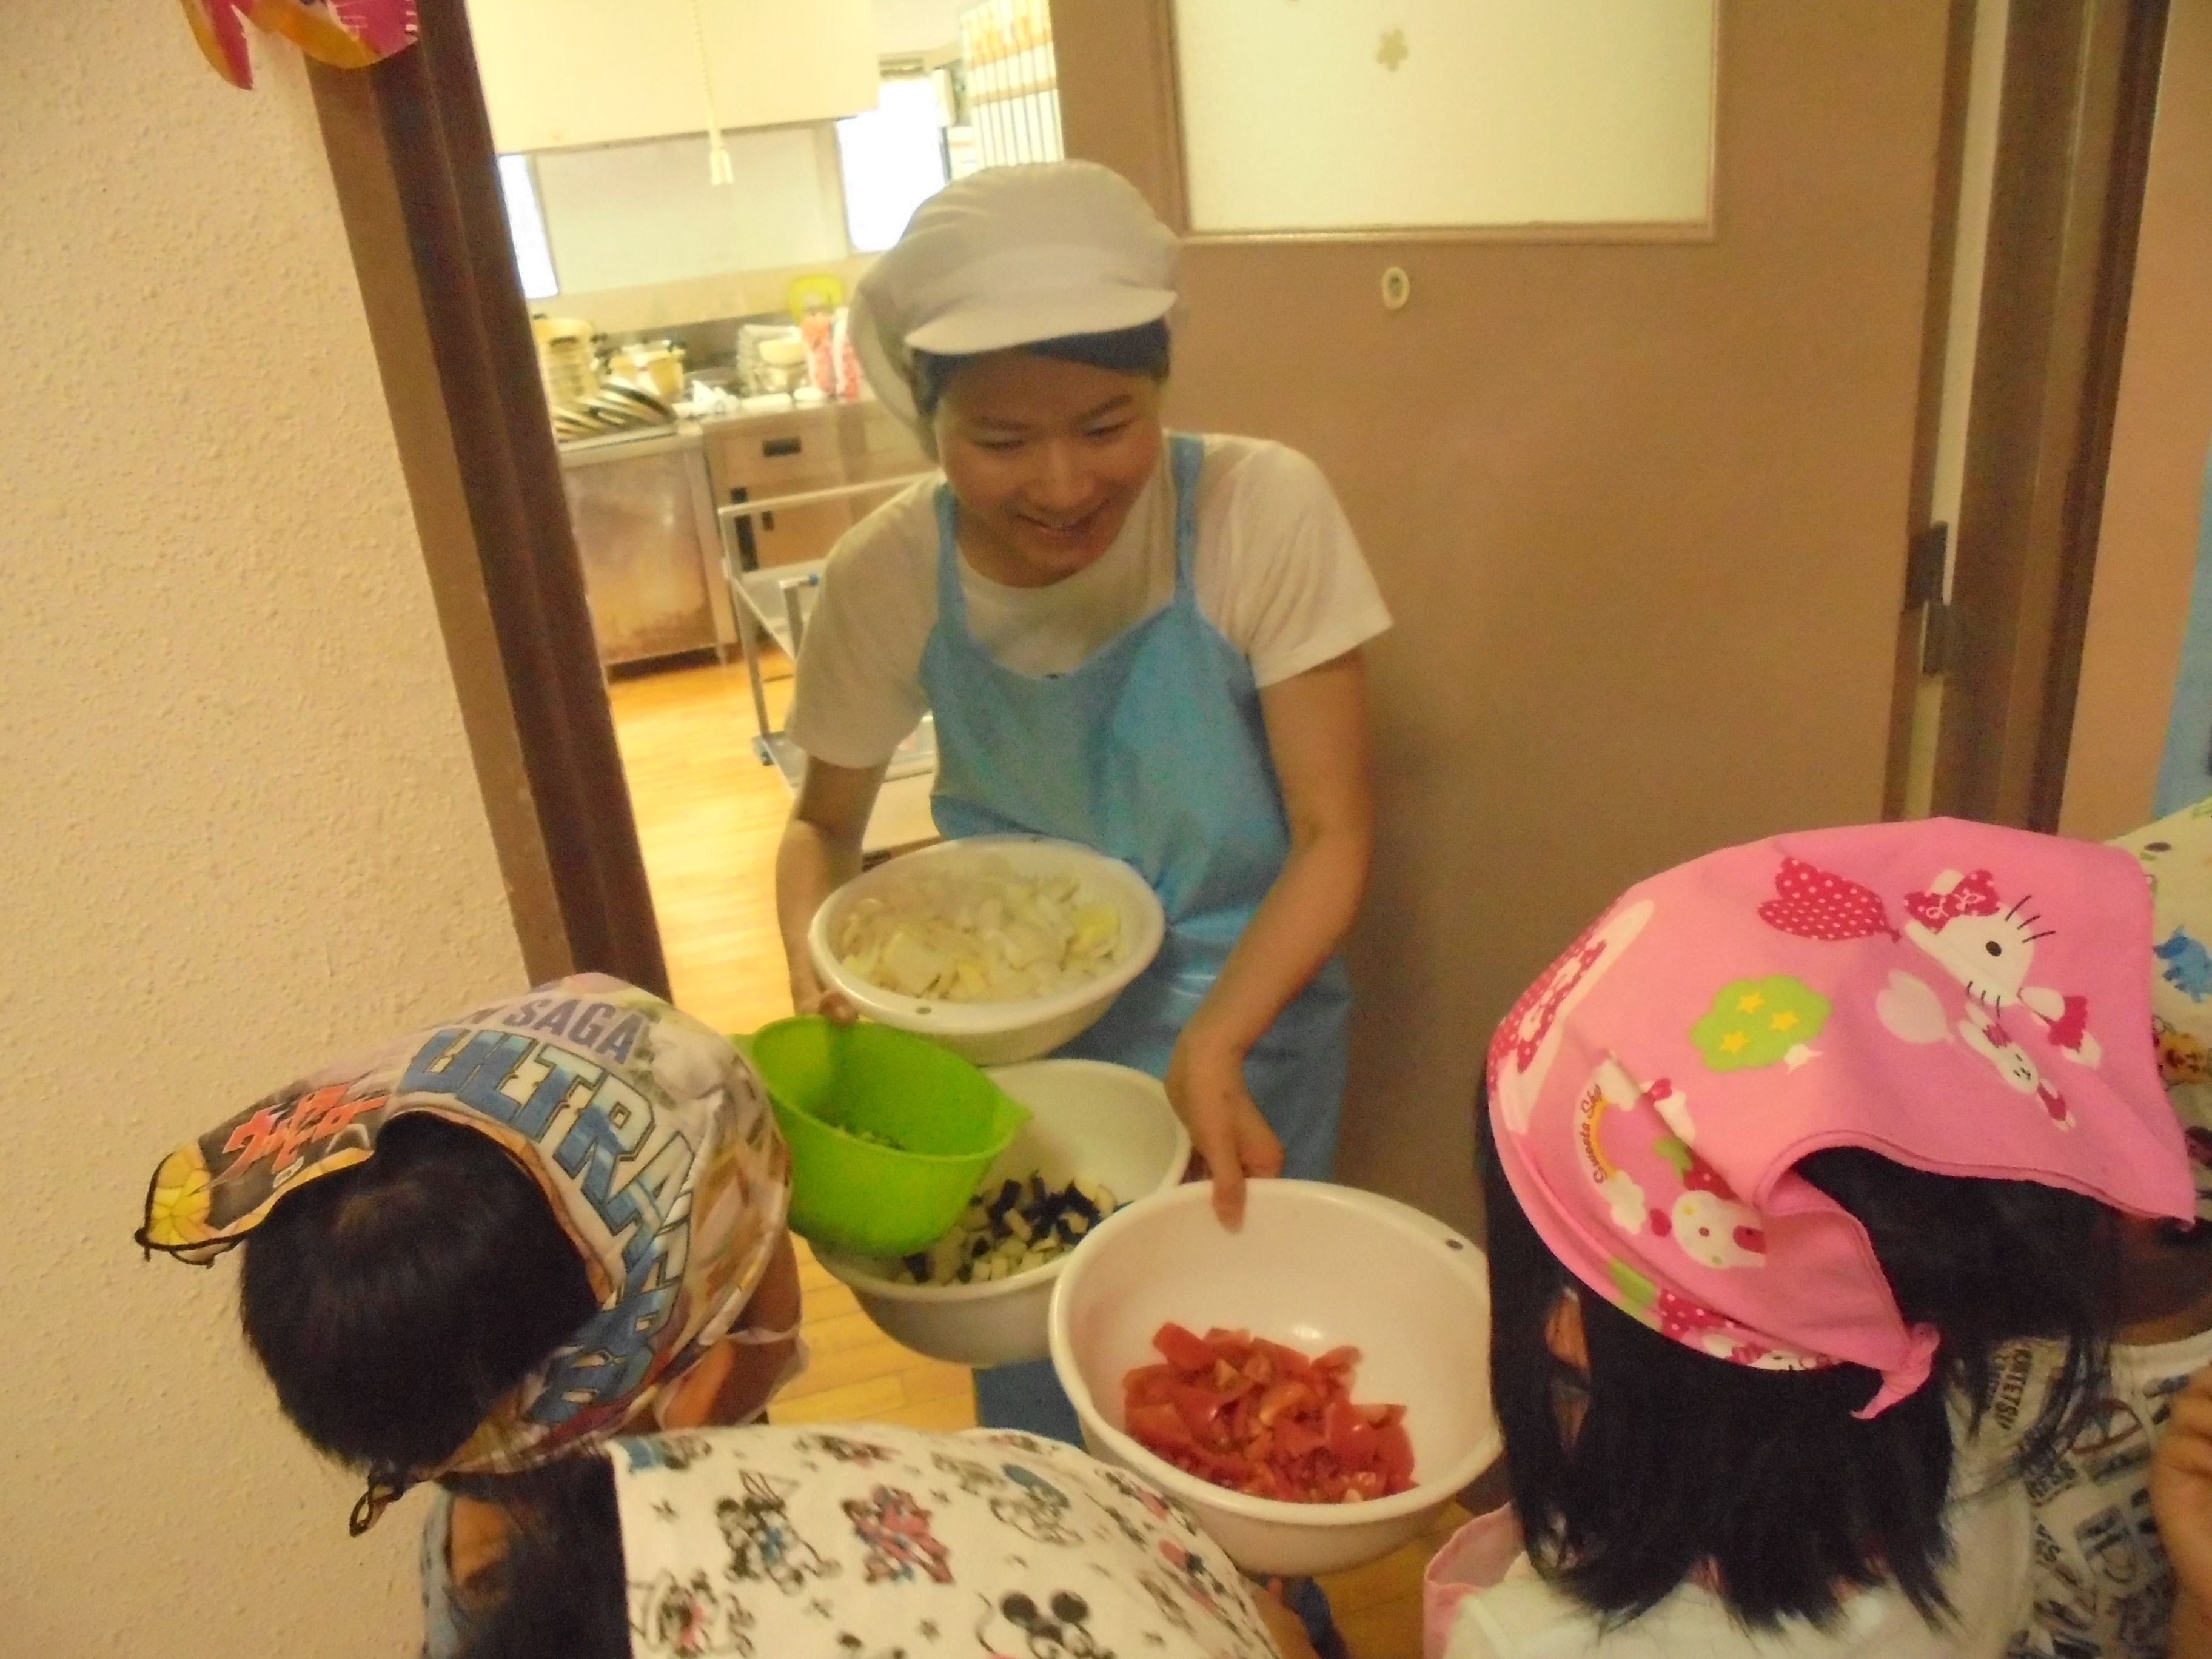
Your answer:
743,1017 -> 1030,1258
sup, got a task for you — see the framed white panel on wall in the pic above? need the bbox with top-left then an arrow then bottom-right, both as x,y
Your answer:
534,129 -> 845,294
1170,0 -> 1718,236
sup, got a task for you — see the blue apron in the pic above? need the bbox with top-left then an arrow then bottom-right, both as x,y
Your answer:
920,432 -> 1352,1441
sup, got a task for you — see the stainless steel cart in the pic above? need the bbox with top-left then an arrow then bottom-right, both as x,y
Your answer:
717,475 -> 940,857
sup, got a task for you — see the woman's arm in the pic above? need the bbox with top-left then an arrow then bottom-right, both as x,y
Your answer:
1170,649 -> 1374,1223
776,757 -> 887,1017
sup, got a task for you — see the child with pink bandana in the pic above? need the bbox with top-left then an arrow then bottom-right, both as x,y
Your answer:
1425,820 -> 2194,1659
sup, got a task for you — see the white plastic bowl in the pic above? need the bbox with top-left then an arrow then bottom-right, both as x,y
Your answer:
809,835 -> 1167,1065
1049,1181 -> 1500,1577
813,1059 -> 1191,1367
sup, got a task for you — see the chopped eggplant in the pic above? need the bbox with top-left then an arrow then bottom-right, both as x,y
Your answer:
890,1173 -> 1121,1286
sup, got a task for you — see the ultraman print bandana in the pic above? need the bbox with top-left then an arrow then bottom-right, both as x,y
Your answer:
138,975 -> 789,1520
608,1424 -> 1276,1659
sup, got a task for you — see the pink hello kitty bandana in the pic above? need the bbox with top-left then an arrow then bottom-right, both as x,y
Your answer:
1488,820 -> 2193,1417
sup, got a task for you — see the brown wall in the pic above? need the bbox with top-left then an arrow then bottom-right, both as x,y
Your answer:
1057,2 -> 1953,1234
2062,0 -> 2212,840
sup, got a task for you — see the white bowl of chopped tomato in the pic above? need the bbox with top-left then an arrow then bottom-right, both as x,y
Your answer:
813,1059 -> 1192,1367
1048,1180 -> 1499,1577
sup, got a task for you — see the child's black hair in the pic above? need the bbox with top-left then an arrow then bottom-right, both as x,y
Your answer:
1477,1087 -> 2117,1633
463,1456 -> 628,1659
237,1114 -> 597,1481
913,318 -> 1172,429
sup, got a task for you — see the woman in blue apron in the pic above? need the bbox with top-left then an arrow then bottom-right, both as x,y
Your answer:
774,164 -> 1391,1462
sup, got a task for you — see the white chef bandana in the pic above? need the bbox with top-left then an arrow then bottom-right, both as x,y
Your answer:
851,161 -> 1179,436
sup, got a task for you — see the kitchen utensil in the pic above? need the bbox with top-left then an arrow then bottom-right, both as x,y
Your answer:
745,1017 -> 1030,1258
608,341 -> 686,403
599,380 -> 676,423
1050,1181 -> 1500,1577
808,836 -> 1166,1065
534,314 -> 601,407
813,1060 -> 1190,1367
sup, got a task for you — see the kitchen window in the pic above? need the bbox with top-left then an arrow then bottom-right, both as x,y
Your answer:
835,78 -> 951,254
496,153 -> 561,300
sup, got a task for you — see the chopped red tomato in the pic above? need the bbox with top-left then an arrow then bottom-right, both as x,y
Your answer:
1127,1401 -> 1193,1450
1122,1324 -> 1416,1504
1155,1322 -> 1219,1373
1375,1419 -> 1416,1489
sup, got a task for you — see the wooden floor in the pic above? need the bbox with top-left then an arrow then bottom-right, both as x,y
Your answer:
607,657 -> 1456,1659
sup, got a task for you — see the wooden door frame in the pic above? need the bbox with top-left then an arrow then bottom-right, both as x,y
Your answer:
1931,0 -> 2171,828
306,0 -> 668,997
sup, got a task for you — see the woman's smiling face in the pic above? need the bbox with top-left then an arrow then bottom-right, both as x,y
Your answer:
934,350 -> 1164,588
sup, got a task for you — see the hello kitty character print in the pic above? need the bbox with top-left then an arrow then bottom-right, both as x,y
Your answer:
1491,899 -> 1657,1132
1566,1064 -> 1814,1369
1656,1137 -> 1766,1270
1758,856 -> 2102,1130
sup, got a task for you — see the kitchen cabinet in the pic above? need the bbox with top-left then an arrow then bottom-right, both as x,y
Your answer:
706,403 -> 933,571
711,411 -> 853,570
559,429 -> 737,668
464,0 -> 879,154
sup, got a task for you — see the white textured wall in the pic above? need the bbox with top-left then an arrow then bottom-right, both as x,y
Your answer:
0,7 -> 524,1655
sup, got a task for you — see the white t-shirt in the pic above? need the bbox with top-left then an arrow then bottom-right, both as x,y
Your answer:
785,434 -> 1392,771
1440,1446 -> 2033,1659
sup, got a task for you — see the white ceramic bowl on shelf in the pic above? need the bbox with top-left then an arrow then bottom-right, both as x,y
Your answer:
1048,1180 -> 1500,1577
812,1059 -> 1191,1367
808,835 -> 1165,1066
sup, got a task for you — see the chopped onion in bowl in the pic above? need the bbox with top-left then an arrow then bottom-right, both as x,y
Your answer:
836,856 -> 1126,1003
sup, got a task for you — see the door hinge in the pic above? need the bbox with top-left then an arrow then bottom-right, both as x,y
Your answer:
1905,522 -> 1949,609
1920,600 -> 1954,676
1906,522 -> 1951,676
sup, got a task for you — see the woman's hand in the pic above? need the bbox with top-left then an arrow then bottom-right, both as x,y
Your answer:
776,756 -> 885,1022
2154,1366 -> 2212,1657
1168,1020 -> 1282,1225
787,960 -> 859,1024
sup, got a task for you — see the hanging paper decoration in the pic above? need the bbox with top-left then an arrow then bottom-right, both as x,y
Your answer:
181,0 -> 420,90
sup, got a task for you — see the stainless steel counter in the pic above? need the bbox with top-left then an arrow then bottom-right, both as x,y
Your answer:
555,425 -> 736,668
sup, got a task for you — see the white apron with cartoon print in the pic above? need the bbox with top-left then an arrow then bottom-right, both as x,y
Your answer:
609,1425 -> 1279,1659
